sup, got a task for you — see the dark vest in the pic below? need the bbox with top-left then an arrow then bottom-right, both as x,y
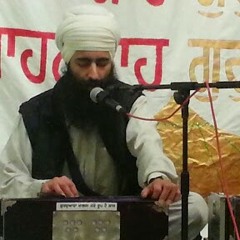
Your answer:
19,79 -> 143,196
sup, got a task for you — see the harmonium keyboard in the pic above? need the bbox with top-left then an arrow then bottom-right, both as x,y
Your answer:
0,196 -> 168,240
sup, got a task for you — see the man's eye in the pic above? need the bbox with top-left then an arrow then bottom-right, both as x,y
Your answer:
95,59 -> 110,67
77,58 -> 110,67
78,59 -> 92,67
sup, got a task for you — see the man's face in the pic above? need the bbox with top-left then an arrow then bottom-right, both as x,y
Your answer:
69,50 -> 112,82
61,50 -> 117,129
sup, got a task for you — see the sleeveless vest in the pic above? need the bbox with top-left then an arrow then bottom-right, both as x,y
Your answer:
19,79 -> 143,196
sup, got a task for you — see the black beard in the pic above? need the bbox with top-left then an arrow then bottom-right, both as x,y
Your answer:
54,66 -> 119,130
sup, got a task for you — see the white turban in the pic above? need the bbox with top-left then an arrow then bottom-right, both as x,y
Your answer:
55,4 -> 121,63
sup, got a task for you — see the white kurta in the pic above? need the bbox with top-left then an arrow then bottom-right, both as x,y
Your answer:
0,95 -> 178,198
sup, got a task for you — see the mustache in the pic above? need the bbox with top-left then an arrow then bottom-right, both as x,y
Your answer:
64,64 -> 116,92
75,78 -> 109,90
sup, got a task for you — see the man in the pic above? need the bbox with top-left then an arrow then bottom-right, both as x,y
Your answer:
0,4 -> 208,239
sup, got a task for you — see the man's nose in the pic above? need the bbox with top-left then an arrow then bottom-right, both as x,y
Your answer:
87,63 -> 100,80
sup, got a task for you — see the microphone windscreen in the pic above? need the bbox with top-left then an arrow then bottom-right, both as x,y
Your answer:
89,87 -> 104,103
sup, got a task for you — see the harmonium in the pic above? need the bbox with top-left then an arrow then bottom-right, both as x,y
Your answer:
0,196 -> 168,240
208,193 -> 240,240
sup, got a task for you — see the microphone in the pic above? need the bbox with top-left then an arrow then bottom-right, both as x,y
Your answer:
90,87 -> 127,114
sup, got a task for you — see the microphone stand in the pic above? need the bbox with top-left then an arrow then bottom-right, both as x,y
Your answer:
118,80 -> 240,240
173,87 -> 190,240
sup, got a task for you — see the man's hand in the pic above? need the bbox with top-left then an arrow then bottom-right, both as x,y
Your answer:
141,178 -> 181,207
41,176 -> 79,197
